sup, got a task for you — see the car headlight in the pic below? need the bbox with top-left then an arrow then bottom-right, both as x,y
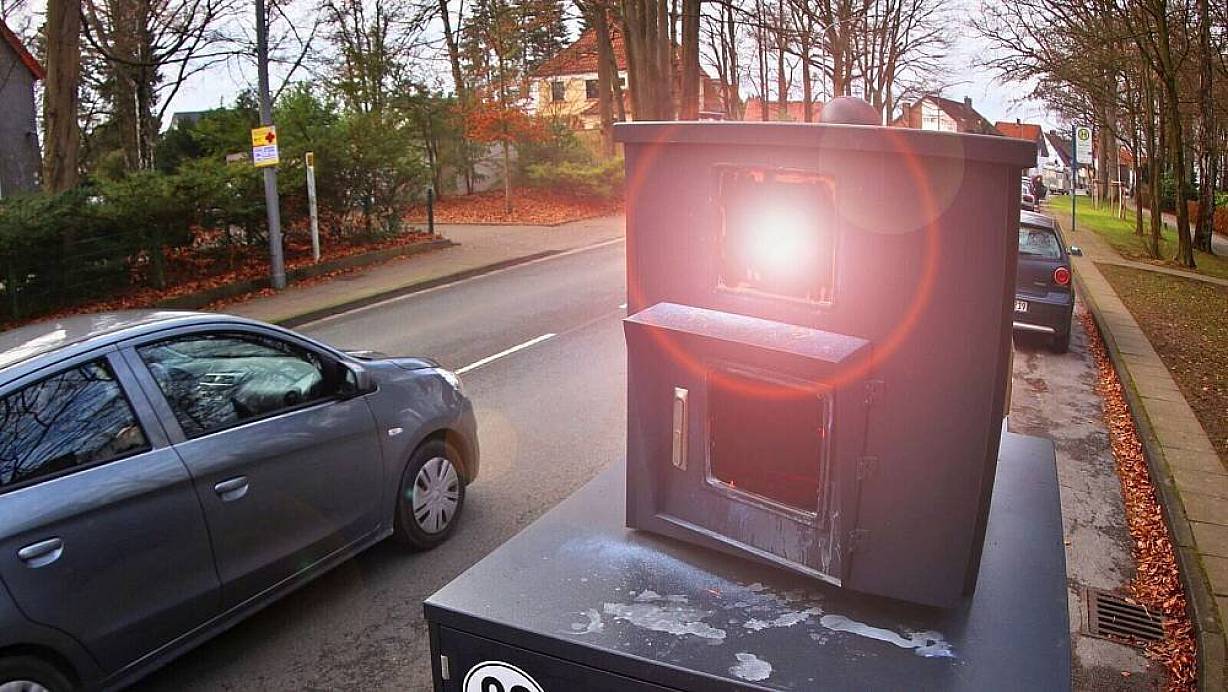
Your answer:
433,368 -> 463,393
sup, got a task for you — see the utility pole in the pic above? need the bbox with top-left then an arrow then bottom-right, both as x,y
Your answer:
256,0 -> 286,289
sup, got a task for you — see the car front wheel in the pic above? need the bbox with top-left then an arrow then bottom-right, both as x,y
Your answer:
0,656 -> 74,692
393,438 -> 465,550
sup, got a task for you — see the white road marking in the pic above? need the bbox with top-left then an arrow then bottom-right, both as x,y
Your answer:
456,333 -> 557,375
298,237 -> 626,328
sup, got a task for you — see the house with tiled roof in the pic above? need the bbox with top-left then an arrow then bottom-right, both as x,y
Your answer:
891,95 -> 1000,136
995,120 -> 1049,176
0,19 -> 44,196
740,98 -> 822,122
529,27 -> 723,130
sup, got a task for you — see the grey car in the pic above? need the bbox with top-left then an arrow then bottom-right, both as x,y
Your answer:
0,311 -> 478,691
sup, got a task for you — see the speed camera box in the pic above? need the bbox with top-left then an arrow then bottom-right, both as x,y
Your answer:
616,109 -> 1035,607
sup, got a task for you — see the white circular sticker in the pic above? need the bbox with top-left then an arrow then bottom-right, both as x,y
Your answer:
462,661 -> 545,692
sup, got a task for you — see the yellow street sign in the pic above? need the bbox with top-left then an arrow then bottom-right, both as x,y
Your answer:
251,126 -> 277,147
305,151 -> 315,168
251,125 -> 279,168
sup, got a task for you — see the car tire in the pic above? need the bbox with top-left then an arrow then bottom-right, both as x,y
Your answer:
0,655 -> 75,692
393,438 -> 466,550
1051,329 -> 1070,354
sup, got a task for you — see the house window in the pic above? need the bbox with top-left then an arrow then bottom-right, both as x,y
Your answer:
586,79 -> 599,99
551,81 -> 565,102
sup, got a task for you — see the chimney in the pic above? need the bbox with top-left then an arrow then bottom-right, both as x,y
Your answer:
964,96 -> 973,108
1016,118 -> 1022,125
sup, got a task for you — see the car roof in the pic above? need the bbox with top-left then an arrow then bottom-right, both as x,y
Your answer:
1019,211 -> 1057,230
0,310 -> 254,375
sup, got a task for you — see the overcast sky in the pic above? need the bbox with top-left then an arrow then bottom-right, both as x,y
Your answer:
8,0 -> 1055,131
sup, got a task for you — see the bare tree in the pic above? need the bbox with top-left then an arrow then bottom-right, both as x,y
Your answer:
81,0 -> 240,171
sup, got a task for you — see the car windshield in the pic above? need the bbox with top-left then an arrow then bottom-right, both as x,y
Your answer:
1018,226 -> 1062,259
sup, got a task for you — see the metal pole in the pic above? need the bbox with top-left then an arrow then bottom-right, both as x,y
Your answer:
427,187 -> 435,237
256,0 -> 286,289
306,153 -> 320,262
1071,124 -> 1076,234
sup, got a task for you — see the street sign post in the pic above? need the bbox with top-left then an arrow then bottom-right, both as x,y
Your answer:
255,0 -> 286,289
1071,124 -> 1092,233
306,152 -> 320,262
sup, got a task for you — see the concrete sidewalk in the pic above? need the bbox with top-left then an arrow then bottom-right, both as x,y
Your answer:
1052,208 -> 1228,689
227,215 -> 625,325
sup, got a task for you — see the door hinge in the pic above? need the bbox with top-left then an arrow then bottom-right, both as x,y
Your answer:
848,528 -> 870,554
440,654 -> 450,681
864,379 -> 885,407
856,456 -> 879,481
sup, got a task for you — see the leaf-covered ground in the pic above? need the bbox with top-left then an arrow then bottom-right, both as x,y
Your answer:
1098,263 -> 1228,464
1081,310 -> 1197,689
406,187 -> 621,225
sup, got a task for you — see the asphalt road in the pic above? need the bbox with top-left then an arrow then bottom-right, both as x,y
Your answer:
135,239 -> 630,691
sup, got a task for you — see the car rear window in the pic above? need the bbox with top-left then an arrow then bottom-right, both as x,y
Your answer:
0,360 -> 149,490
1019,226 -> 1062,259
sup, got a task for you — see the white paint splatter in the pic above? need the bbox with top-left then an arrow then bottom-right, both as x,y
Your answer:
633,590 -> 688,604
570,608 -> 603,634
743,607 -> 822,631
729,652 -> 772,682
819,614 -> 954,658
603,602 -> 727,640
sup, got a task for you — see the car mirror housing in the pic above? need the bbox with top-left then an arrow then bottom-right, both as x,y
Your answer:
338,361 -> 376,397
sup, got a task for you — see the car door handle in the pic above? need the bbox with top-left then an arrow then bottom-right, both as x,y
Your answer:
17,538 -> 63,568
214,476 -> 249,502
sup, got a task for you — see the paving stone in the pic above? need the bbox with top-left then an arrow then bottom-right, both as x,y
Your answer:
1155,422 -> 1219,455
1142,396 -> 1199,425
1182,492 -> 1228,526
1137,385 -> 1191,403
1193,522 -> 1228,558
1171,466 -> 1228,500
1166,447 -> 1228,474
1206,555 -> 1228,596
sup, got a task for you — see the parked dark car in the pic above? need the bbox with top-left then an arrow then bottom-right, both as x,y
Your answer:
0,311 -> 478,691
1014,211 -> 1080,352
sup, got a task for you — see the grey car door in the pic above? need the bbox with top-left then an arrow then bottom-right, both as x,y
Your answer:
0,352 -> 220,672
129,328 -> 383,608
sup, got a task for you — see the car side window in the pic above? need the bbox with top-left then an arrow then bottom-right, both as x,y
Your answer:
1018,226 -> 1062,259
137,332 -> 337,438
0,360 -> 150,491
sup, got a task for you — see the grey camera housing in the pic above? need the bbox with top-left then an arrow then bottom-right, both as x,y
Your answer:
617,116 -> 1034,607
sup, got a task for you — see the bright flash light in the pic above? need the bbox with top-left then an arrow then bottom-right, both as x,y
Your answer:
746,206 -> 815,281
718,167 -> 836,304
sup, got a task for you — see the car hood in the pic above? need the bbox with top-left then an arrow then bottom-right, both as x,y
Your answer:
343,350 -> 440,371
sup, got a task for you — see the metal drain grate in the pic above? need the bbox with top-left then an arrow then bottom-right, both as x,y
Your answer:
1085,588 -> 1165,644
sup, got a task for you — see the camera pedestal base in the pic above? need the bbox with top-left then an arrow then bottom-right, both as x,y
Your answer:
424,432 -> 1071,691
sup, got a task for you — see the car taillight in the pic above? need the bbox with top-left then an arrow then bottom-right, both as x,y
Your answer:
1053,266 -> 1071,286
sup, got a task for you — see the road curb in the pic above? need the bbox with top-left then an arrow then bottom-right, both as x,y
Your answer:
1074,265 -> 1227,691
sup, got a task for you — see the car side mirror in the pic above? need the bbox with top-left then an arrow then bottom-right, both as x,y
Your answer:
338,361 -> 376,397
1068,246 -> 1083,257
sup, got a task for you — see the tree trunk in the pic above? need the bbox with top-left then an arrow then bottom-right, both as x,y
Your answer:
679,0 -> 699,119
42,0 -> 82,192
801,38 -> 812,122
1194,0 -> 1215,253
592,4 -> 617,154
1164,82 -> 1194,267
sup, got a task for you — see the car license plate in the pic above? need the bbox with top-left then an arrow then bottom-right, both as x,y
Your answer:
1015,300 -> 1028,313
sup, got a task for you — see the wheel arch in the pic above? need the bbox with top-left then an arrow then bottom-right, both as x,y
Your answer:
0,643 -> 81,689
